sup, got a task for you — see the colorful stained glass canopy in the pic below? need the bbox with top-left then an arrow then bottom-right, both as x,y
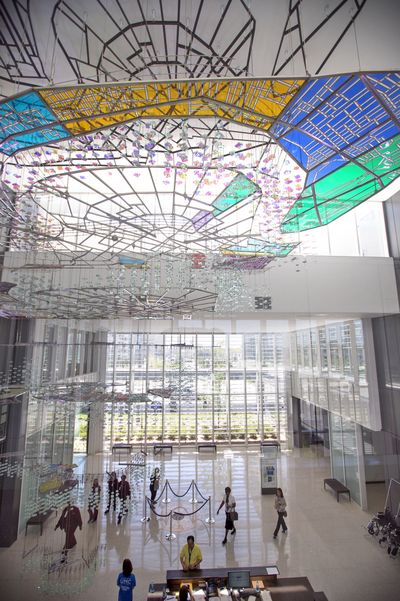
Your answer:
1,72 -> 400,235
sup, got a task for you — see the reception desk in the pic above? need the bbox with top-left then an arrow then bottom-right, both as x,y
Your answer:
155,566 -> 318,601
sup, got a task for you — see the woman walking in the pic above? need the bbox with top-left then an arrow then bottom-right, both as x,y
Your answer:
217,486 -> 237,545
149,467 -> 160,503
273,487 -> 287,539
88,478 -> 101,523
105,471 -> 119,514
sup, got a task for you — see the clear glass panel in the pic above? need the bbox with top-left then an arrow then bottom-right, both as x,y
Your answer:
244,335 -> 258,369
230,396 -> 246,441
261,334 -> 275,368
328,325 -> 340,372
214,395 -> 229,441
310,329 -> 318,373
214,335 -> 227,369
316,378 -> 328,409
262,393 -> 279,440
354,320 -> 366,382
229,335 -> 244,369
197,394 -> 213,441
341,323 -> 353,376
302,331 -> 311,368
342,418 -> 361,504
102,332 -> 288,446
246,395 -> 259,440
330,413 -> 345,484
319,328 -> 328,372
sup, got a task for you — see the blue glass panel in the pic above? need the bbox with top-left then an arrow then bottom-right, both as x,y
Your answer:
270,75 -> 351,136
118,256 -> 146,267
277,75 -> 398,170
0,125 -> 69,156
0,92 -> 59,143
366,72 -> 400,121
306,155 -> 348,186
299,77 -> 388,151
344,120 -> 399,158
279,129 -> 334,169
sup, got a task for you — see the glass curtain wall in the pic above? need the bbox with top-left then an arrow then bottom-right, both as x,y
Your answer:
330,413 -> 361,504
291,320 -> 371,428
104,332 -> 289,449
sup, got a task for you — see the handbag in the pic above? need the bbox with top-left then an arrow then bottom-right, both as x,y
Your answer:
282,510 -> 287,518
230,510 -> 239,521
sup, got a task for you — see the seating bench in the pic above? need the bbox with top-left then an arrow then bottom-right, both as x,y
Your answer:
153,444 -> 173,455
323,478 -> 351,502
197,442 -> 217,452
25,509 -> 52,536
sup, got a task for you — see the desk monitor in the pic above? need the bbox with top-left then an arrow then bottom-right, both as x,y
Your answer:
227,571 -> 251,589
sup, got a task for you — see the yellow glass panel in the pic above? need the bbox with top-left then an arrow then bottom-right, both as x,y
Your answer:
40,77 -> 304,137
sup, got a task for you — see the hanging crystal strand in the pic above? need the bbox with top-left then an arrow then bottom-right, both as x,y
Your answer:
177,255 -> 191,292
215,269 -> 253,314
133,262 -> 139,298
140,262 -> 150,298
165,257 -> 174,292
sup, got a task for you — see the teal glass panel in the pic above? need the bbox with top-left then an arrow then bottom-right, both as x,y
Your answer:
0,125 -> 69,156
0,92 -> 57,140
0,91 -> 68,155
223,238 -> 298,257
212,173 -> 260,215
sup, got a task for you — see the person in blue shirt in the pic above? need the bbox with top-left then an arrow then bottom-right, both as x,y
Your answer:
117,558 -> 136,601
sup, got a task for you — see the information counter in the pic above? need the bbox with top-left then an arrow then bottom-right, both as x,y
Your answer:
147,566 -> 318,601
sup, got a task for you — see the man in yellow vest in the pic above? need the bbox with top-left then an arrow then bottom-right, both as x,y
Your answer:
180,535 -> 203,571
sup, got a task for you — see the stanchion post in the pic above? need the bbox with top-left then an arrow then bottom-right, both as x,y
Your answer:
162,479 -> 171,504
141,497 -> 150,523
190,480 -> 199,504
205,496 -> 215,524
165,511 -> 176,541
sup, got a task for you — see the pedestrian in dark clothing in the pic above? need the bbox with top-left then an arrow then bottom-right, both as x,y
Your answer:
118,474 -> 131,525
55,502 -> 82,562
88,477 -> 101,522
217,486 -> 237,545
273,487 -> 287,538
149,467 -> 160,503
105,471 -> 119,514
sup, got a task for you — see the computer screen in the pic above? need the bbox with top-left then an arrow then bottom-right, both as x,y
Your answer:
227,571 -> 251,589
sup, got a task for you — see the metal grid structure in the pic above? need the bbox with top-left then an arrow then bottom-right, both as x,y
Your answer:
0,71 -> 399,237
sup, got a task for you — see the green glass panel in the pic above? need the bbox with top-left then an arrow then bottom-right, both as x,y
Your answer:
313,163 -> 368,199
358,134 -> 400,175
381,170 -> 400,185
282,135 -> 400,232
212,173 -> 259,215
281,193 -> 315,221
281,208 -> 321,232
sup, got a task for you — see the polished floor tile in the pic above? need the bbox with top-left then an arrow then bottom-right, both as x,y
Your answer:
0,447 -> 399,601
